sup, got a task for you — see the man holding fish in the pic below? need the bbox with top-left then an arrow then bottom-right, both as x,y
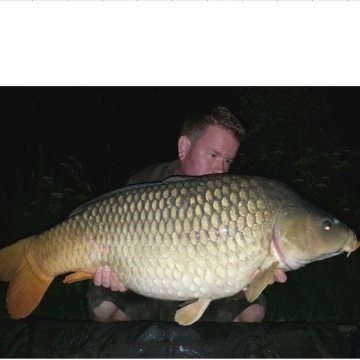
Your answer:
1,106 -> 358,325
89,106 -> 288,323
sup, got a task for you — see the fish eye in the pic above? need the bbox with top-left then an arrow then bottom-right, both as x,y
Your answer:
323,220 -> 333,231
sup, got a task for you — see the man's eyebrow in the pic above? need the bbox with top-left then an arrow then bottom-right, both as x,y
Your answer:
207,148 -> 221,155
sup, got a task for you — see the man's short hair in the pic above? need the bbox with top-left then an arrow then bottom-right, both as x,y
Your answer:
180,106 -> 246,144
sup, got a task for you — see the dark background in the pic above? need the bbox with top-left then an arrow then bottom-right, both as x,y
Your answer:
1,87 -> 359,201
0,86 -> 360,324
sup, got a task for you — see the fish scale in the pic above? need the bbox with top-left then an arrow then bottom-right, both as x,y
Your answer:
0,173 -> 359,325
65,175 -> 269,300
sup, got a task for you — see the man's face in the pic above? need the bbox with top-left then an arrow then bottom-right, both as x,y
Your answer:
178,125 -> 240,176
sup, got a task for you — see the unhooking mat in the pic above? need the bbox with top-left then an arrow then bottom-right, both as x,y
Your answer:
0,316 -> 356,358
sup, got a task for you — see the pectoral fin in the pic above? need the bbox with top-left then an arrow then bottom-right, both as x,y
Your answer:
63,271 -> 94,284
175,298 -> 211,326
245,261 -> 279,302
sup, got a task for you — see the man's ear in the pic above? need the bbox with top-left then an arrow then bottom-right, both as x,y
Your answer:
178,135 -> 191,160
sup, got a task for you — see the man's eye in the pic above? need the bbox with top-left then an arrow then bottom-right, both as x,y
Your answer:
209,153 -> 217,158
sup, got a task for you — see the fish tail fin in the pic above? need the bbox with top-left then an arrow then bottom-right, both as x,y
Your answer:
0,236 -> 54,319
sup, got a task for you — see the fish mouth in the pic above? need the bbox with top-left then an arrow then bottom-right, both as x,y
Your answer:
343,235 -> 360,257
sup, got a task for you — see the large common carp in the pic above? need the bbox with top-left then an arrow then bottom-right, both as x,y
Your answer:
0,174 -> 359,325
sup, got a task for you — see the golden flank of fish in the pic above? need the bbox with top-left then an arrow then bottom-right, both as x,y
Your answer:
0,174 -> 359,325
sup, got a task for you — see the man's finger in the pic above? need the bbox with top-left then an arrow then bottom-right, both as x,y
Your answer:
93,266 -> 103,286
274,269 -> 287,283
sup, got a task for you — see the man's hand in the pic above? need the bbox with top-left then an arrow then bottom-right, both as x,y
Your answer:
250,268 -> 287,286
93,265 -> 128,292
268,269 -> 287,285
